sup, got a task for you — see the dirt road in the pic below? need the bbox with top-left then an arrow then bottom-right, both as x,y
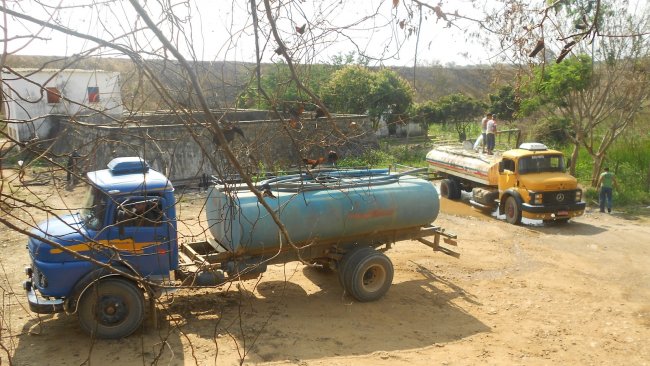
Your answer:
1,176 -> 649,365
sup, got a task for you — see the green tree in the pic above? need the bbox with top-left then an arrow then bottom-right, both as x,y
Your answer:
488,85 -> 518,122
521,52 -> 650,182
434,93 -> 486,141
321,65 -> 375,115
322,66 -> 414,128
237,62 -> 333,111
367,69 -> 414,125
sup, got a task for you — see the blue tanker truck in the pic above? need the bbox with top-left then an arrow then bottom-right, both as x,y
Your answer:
23,157 -> 457,339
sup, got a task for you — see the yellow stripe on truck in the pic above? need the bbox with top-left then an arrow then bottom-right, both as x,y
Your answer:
49,239 -> 159,254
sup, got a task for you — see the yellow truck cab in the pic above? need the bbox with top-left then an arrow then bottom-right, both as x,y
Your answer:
426,142 -> 586,225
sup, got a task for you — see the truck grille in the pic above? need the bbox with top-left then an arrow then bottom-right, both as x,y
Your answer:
542,190 -> 577,206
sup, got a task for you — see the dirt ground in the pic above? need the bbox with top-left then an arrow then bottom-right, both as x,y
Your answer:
1,169 -> 650,365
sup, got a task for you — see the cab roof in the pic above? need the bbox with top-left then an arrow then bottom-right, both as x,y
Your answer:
87,157 -> 173,195
503,143 -> 563,159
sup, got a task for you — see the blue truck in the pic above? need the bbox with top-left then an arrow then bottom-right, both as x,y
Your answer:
23,157 -> 457,339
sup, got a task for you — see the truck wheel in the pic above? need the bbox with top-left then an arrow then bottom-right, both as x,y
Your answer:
337,246 -> 375,287
343,249 -> 394,302
440,179 -> 461,200
78,278 -> 145,339
504,196 -> 522,225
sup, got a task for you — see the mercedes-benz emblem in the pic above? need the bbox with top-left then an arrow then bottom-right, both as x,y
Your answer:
556,193 -> 565,202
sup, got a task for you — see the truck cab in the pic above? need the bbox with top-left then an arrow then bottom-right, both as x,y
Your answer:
24,157 -> 178,338
496,143 -> 585,224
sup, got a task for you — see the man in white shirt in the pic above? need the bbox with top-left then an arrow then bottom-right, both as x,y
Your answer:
486,114 -> 497,155
476,112 -> 492,153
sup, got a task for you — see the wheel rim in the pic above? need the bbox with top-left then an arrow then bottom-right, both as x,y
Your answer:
361,264 -> 387,293
95,294 -> 128,326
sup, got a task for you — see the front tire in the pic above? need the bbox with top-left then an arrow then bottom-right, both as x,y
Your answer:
343,249 -> 394,302
504,196 -> 522,225
78,278 -> 145,339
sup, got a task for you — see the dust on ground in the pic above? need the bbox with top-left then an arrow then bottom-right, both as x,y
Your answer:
1,169 -> 650,365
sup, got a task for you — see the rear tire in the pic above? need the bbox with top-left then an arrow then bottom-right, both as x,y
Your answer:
440,179 -> 461,200
504,196 -> 522,225
343,249 -> 394,302
337,246 -> 375,287
78,278 -> 145,339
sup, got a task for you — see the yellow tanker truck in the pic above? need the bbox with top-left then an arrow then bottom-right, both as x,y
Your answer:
425,142 -> 585,224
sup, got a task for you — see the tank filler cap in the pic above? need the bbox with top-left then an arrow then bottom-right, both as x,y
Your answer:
107,157 -> 150,175
519,142 -> 548,151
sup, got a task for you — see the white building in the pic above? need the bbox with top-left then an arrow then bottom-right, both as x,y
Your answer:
2,68 -> 123,142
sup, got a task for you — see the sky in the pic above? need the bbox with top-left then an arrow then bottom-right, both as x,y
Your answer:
2,0 -> 492,67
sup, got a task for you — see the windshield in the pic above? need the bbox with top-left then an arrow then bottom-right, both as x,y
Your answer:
518,154 -> 565,174
80,185 -> 107,230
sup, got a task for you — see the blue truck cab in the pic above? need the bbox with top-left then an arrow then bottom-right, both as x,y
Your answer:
24,157 -> 178,338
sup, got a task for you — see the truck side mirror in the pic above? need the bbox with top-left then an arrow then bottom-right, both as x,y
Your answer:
498,161 -> 504,173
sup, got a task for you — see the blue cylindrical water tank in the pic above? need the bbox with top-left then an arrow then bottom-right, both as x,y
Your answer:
206,171 -> 439,254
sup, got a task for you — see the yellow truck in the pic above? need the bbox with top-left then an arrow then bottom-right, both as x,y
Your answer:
425,142 -> 585,224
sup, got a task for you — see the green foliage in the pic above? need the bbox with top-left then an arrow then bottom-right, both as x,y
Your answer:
322,66 -> 413,125
432,93 -> 486,141
337,148 -> 393,168
563,134 -> 650,208
237,62 -> 334,110
409,101 -> 441,126
368,69 -> 414,119
321,65 -> 375,115
337,142 -> 429,169
528,116 -> 572,145
524,55 -> 593,110
488,85 -> 518,121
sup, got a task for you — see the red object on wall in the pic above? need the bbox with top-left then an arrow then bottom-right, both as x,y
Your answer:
87,87 -> 100,102
46,87 -> 61,103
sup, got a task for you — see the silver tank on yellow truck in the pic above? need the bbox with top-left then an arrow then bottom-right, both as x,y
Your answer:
426,142 -> 585,224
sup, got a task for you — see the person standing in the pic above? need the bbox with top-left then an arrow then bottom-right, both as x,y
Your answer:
485,114 -> 497,155
597,167 -> 619,213
474,112 -> 492,153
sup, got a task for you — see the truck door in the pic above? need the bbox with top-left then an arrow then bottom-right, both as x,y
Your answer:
107,196 -> 172,276
498,158 -> 517,191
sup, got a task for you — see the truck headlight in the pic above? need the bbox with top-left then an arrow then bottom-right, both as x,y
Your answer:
575,190 -> 582,202
530,192 -> 543,204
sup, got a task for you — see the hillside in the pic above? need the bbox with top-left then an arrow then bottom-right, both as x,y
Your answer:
3,55 -> 515,109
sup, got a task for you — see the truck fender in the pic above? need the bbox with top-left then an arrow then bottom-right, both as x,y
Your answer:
64,263 -> 141,314
498,189 -> 523,215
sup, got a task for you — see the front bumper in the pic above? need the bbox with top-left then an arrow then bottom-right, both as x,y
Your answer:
23,281 -> 65,314
521,202 -> 586,219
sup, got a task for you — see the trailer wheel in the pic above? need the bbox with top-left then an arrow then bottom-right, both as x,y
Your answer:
78,278 -> 145,339
440,179 -> 461,200
504,196 -> 522,225
337,246 -> 375,286
343,249 -> 394,302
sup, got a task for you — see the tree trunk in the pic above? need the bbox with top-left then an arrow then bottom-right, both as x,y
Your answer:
569,142 -> 580,177
591,154 -> 605,187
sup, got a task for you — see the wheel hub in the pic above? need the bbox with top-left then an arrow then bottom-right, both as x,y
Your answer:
96,295 -> 127,325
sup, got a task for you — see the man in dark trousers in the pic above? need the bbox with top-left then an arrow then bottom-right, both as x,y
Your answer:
597,167 -> 619,213
66,149 -> 81,185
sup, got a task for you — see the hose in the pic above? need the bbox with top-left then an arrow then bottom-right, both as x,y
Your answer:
258,168 -> 428,193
